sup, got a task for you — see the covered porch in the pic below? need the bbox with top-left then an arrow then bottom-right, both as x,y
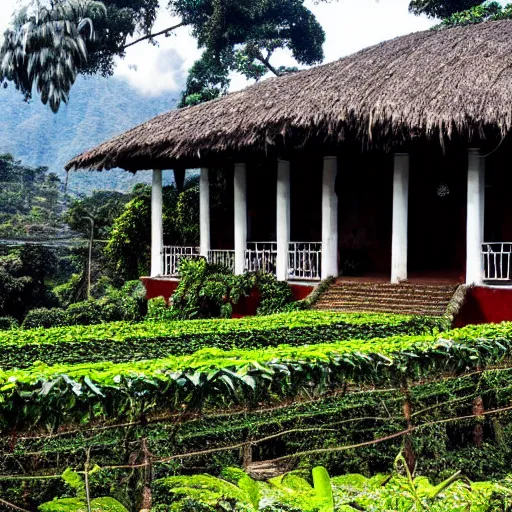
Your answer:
149,145 -> 501,287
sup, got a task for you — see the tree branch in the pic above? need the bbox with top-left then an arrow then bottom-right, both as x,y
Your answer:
255,52 -> 281,77
0,498 -> 32,512
122,22 -> 186,50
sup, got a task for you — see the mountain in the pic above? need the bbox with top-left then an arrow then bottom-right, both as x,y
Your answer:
0,76 -> 179,195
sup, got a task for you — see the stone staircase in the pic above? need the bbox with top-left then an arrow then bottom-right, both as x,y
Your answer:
312,280 -> 461,316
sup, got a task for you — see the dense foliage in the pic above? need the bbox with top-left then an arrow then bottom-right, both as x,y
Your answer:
152,464 -> 512,511
436,1 -> 512,27
409,0 -> 482,18
0,154 -> 65,238
0,0 -> 107,112
21,280 -> 146,330
177,0 -> 325,106
0,311 -> 441,369
409,0 -> 512,28
3,319 -> 512,508
1,322 -> 511,430
166,258 -> 297,319
106,181 -> 200,280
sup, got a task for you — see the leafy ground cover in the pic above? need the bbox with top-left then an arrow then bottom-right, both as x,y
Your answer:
151,465 -> 512,512
1,323 -> 512,430
0,311 -> 443,370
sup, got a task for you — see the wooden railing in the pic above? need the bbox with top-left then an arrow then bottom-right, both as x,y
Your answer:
482,243 -> 512,281
288,242 -> 322,281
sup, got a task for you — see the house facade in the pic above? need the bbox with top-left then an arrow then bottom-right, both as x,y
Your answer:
67,20 -> 512,305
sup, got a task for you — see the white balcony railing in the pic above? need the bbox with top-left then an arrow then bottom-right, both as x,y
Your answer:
208,250 -> 235,272
482,242 -> 512,281
288,242 -> 322,281
163,246 -> 199,277
245,242 -> 277,274
162,242 -> 323,281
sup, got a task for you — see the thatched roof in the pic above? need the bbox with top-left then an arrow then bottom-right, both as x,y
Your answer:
67,20 -> 512,172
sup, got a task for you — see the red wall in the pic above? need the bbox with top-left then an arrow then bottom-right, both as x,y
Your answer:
141,278 -> 314,317
455,287 -> 512,327
140,277 -> 179,303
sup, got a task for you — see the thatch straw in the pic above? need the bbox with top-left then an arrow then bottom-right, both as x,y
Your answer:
66,20 -> 512,172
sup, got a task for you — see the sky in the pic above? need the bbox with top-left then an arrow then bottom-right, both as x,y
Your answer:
0,0 -> 438,97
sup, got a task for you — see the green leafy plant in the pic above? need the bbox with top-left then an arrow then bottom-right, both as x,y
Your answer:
0,323 -> 510,430
22,308 -> 69,329
0,311 -> 442,370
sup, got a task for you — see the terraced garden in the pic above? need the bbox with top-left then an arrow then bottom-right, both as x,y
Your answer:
3,312 -> 512,511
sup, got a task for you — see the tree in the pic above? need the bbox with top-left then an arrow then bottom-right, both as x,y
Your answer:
175,0 -> 325,106
410,0 -> 512,28
1,0 -> 327,111
0,154 -> 65,238
106,179 -> 201,280
66,190 -> 130,239
408,0 -> 483,18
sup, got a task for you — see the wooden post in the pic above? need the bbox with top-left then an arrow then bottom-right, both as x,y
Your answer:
402,385 -> 415,474
472,395 -> 484,448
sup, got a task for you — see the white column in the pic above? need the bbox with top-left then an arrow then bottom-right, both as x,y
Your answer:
151,169 -> 163,277
276,160 -> 291,281
391,153 -> 410,283
321,156 -> 338,279
234,163 -> 247,275
466,148 -> 485,285
199,167 -> 211,259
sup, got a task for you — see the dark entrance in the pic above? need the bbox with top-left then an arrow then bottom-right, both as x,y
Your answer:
337,150 -> 393,277
408,145 -> 466,282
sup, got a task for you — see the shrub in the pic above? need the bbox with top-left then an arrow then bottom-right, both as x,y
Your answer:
53,273 -> 86,308
172,258 -> 254,319
22,308 -> 68,329
66,301 -> 103,326
97,281 -> 147,323
147,297 -> 174,322
0,316 -> 18,330
256,272 -> 295,316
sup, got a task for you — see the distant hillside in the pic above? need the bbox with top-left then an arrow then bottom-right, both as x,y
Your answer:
0,76 -> 179,195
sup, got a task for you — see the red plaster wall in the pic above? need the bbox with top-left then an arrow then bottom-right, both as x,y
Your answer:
290,284 -> 315,301
141,278 -> 315,317
454,287 -> 512,327
140,277 -> 179,303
